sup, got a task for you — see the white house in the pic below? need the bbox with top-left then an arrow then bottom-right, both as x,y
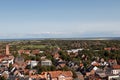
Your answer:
108,75 -> 120,80
67,48 -> 83,53
112,65 -> 120,75
41,59 -> 52,66
27,60 -> 38,68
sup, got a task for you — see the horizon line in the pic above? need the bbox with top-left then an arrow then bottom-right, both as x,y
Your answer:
0,37 -> 120,41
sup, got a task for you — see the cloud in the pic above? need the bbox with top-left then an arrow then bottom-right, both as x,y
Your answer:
32,32 -> 66,35
0,32 -> 69,38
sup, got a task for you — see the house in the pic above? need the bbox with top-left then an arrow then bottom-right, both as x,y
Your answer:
29,69 -> 37,76
13,70 -> 24,77
31,50 -> 40,54
91,61 -> 100,66
95,69 -> 107,79
0,58 -> 14,67
56,59 -> 66,69
41,59 -> 52,66
18,50 -> 31,55
112,65 -> 120,75
0,71 -> 9,79
41,56 -> 46,60
40,51 -> 44,53
53,53 -> 60,59
81,54 -> 88,61
108,75 -> 120,80
104,47 -> 119,51
27,60 -> 38,68
18,49 -> 42,55
104,48 -> 111,51
13,63 -> 26,70
76,72 -> 84,80
18,50 -> 25,54
24,50 -> 31,55
67,49 -> 83,57
0,56 -> 14,68
67,48 -> 83,54
100,61 -> 109,67
0,60 -> 9,67
42,71 -> 73,80
52,47 -> 61,56
79,63 -> 84,67
86,65 -> 98,76
29,71 -> 73,80
108,59 -> 118,66
29,74 -> 46,80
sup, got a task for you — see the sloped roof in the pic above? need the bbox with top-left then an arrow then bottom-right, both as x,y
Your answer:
112,65 -> 120,69
42,71 -> 73,78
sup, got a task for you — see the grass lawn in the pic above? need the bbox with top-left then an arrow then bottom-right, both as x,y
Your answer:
20,45 -> 47,49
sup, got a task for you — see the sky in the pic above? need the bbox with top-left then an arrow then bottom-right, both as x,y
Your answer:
0,0 -> 120,38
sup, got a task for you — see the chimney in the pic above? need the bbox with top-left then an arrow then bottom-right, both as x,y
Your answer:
6,44 -> 10,55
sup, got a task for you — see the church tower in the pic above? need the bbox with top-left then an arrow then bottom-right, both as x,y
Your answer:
6,44 -> 10,55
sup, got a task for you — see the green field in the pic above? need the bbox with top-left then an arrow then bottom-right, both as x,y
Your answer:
20,45 -> 47,49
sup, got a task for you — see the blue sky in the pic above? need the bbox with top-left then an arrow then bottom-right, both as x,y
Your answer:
0,0 -> 120,38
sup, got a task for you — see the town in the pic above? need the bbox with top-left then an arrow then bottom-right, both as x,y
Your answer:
0,40 -> 120,80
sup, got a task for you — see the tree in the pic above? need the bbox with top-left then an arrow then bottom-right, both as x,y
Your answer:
8,63 -> 13,72
0,76 -> 6,80
71,70 -> 78,78
58,51 -> 69,61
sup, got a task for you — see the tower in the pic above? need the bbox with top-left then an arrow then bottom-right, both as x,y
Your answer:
6,44 -> 10,55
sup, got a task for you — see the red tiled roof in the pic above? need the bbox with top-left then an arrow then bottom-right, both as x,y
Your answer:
80,63 -> 83,67
53,53 -> 60,58
24,50 -> 31,53
0,55 -> 11,59
42,71 -> 73,78
112,65 -> 120,69
18,50 -> 25,54
32,50 -> 40,54
104,48 -> 111,51
104,47 -> 119,51
108,59 -> 116,63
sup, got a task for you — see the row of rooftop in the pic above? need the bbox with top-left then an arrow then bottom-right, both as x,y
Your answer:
0,44 -> 120,80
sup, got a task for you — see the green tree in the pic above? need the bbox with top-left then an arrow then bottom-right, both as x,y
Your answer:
0,76 -> 6,80
71,70 -> 78,78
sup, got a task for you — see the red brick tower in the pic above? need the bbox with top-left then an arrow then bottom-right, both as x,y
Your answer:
6,44 -> 10,55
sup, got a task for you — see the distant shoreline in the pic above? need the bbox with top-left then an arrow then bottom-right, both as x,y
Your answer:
0,37 -> 120,41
